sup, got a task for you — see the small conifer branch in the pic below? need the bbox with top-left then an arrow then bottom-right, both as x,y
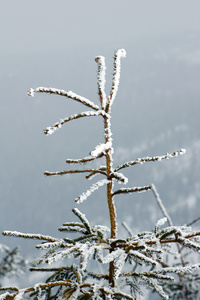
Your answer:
95,56 -> 107,109
44,169 -> 107,177
58,226 -> 88,234
120,271 -> 174,282
35,241 -> 67,249
85,171 -> 101,180
43,110 -> 106,135
115,232 -> 200,249
106,49 -> 126,112
1,281 -> 75,300
111,291 -> 133,300
149,264 -> 200,275
75,179 -> 109,203
62,221 -> 85,228
27,87 -> 100,111
177,236 -> 200,252
113,185 -> 151,196
66,153 -> 104,164
2,231 -> 59,242
114,149 -> 186,172
72,208 -> 92,234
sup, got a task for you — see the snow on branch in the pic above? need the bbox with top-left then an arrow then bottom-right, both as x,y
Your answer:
72,208 -> 92,234
151,264 -> 200,275
114,149 -> 186,172
75,179 -> 109,203
2,231 -> 59,242
66,153 -> 104,164
90,141 -> 112,157
59,225 -> 88,234
113,185 -> 151,196
110,171 -> 128,184
44,168 -> 107,177
106,49 -> 126,110
95,56 -> 107,109
140,276 -> 168,300
128,250 -> 158,266
43,110 -> 107,135
27,87 -> 100,111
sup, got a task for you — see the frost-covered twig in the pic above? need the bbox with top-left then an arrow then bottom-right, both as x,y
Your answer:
106,49 -> 126,111
44,168 -> 106,177
27,87 -> 100,111
75,179 -> 109,203
114,149 -> 186,172
43,110 -> 107,135
72,208 -> 92,234
95,56 -> 107,109
2,231 -> 59,242
66,153 -> 104,164
113,185 -> 151,196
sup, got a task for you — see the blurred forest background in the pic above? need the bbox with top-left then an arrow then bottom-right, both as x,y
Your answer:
1,0 -> 200,268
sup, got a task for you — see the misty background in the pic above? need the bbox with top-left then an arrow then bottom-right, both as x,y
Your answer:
1,1 -> 200,280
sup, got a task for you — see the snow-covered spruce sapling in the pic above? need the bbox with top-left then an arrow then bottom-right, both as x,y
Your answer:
2,49 -> 200,299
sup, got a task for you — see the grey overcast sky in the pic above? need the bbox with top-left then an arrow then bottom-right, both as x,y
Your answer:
1,1 -> 200,56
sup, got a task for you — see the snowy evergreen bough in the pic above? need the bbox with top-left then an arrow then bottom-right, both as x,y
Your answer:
1,49 -> 200,299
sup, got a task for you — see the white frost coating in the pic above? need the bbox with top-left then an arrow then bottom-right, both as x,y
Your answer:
44,110 -> 106,135
45,246 -> 77,264
79,243 -> 95,270
27,87 -> 100,111
112,172 -> 128,184
95,56 -> 107,109
15,290 -> 25,300
129,250 -> 158,266
180,148 -> 186,154
93,225 -> 110,233
101,249 -> 125,264
67,90 -> 100,110
27,88 -> 34,97
36,241 -> 64,249
155,217 -> 167,229
91,141 -> 112,157
108,49 -> 126,107
75,179 -> 109,203
114,251 -> 127,280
